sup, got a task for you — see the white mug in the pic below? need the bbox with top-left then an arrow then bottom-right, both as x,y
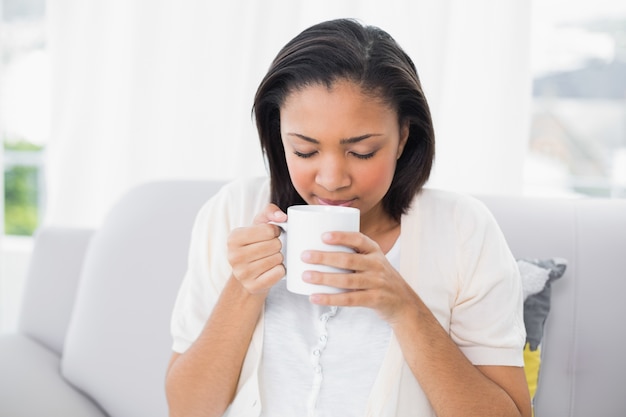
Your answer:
272,205 -> 360,295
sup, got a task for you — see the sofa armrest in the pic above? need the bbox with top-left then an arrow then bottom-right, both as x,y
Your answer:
0,333 -> 106,417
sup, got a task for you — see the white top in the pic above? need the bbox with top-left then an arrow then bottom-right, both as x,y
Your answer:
259,240 -> 399,417
170,177 -> 525,417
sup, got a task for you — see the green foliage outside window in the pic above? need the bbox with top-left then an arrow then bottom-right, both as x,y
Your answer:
4,140 -> 43,236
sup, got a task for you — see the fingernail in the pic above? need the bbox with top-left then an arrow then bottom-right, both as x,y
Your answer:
302,271 -> 312,282
321,232 -> 333,242
301,251 -> 311,261
309,294 -> 321,304
274,210 -> 286,219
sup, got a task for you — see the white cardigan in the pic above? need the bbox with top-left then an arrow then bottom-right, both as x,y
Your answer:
170,177 -> 525,416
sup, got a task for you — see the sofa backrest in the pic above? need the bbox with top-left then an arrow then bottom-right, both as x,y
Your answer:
18,227 -> 94,355
52,178 -> 626,417
480,195 -> 626,417
61,180 -> 225,417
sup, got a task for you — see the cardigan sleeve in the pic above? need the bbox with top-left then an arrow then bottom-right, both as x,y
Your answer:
449,195 -> 526,366
170,177 -> 270,353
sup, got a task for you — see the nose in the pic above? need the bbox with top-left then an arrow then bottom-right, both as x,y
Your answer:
315,155 -> 351,192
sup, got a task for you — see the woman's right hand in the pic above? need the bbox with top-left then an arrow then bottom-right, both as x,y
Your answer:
227,204 -> 287,295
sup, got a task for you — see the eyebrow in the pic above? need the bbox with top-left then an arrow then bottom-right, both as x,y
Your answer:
287,132 -> 382,145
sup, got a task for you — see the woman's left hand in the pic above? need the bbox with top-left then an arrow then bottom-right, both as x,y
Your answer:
301,231 -> 417,324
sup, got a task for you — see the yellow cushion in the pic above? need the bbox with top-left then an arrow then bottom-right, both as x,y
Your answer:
524,342 -> 541,416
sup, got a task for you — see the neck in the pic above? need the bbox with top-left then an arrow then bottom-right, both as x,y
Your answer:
360,206 -> 400,253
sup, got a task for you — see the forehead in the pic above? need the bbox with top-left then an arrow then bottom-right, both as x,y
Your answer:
280,80 -> 397,130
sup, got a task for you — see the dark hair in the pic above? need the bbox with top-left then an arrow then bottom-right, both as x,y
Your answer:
253,18 -> 435,221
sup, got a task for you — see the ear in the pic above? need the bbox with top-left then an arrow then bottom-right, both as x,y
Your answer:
397,119 -> 410,159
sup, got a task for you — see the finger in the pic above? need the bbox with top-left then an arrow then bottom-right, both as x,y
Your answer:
248,263 -> 286,293
235,251 -> 285,287
320,231 -> 378,254
253,203 -> 287,225
301,249 -> 363,272
303,270 -> 372,291
309,281 -> 416,324
228,223 -> 281,251
228,229 -> 282,266
309,289 -> 368,307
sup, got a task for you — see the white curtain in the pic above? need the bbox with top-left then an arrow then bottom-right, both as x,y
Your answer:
45,0 -> 531,228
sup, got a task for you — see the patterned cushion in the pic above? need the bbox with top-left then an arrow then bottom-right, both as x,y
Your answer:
518,258 -> 567,414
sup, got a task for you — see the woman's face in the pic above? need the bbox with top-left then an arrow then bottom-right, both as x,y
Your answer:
279,79 -> 409,231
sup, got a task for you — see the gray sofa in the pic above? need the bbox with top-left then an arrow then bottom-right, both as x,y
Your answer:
0,180 -> 625,417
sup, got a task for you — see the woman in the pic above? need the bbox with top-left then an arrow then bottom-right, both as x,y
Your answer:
166,18 -> 531,417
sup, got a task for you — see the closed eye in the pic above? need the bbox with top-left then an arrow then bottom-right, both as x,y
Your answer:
294,150 -> 317,159
351,151 -> 376,160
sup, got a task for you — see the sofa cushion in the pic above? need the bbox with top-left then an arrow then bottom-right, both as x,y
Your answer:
0,333 -> 106,417
61,181 -> 223,417
518,258 -> 567,408
520,258 -> 567,350
18,227 -> 94,355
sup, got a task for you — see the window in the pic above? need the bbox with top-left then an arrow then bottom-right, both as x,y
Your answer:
4,141 -> 45,235
526,1 -> 626,198
1,0 -> 48,236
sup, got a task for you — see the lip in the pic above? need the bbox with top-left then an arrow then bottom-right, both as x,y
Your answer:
315,197 -> 356,207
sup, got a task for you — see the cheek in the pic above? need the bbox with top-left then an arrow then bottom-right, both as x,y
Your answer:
357,157 -> 397,192
285,155 -> 313,189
